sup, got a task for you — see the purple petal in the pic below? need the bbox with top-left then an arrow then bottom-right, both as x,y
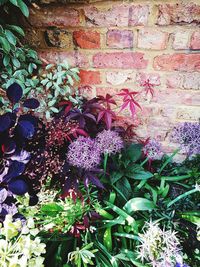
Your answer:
10,150 -> 30,164
8,178 -> 28,195
17,120 -> 35,139
0,188 -> 8,204
23,98 -> 40,109
0,113 -> 11,132
7,83 -> 23,104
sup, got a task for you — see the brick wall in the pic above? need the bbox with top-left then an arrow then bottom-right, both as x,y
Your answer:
23,0 -> 200,154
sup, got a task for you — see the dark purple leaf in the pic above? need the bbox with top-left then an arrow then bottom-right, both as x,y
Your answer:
23,98 -> 40,109
0,113 -> 11,132
17,120 -> 35,139
2,139 -> 16,154
0,188 -> 8,203
88,174 -> 105,189
19,114 -> 38,127
7,83 -> 23,104
8,177 -> 28,195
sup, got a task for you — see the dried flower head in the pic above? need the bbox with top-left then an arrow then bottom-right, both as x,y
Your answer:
96,130 -> 124,155
67,137 -> 101,170
143,139 -> 163,160
137,221 -> 182,267
171,122 -> 200,155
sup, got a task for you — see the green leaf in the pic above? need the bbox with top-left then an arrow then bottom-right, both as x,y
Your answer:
110,172 -> 123,184
3,55 -> 10,66
116,178 -> 132,201
17,0 -> 29,17
12,58 -> 20,68
6,25 -> 25,36
131,170 -> 153,180
9,0 -> 18,6
124,197 -> 156,214
0,36 -> 11,53
50,107 -> 59,113
126,144 -> 143,162
41,203 -> 64,213
5,29 -> 16,45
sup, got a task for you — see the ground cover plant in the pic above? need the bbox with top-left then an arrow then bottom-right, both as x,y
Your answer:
0,1 -> 199,267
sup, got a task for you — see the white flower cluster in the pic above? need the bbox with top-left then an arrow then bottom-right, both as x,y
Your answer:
0,215 -> 46,267
137,221 -> 182,267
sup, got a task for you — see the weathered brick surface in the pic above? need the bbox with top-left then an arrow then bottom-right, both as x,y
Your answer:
128,5 -> 149,26
93,52 -> 148,69
23,1 -> 200,155
138,29 -> 169,50
28,7 -> 80,27
106,71 -> 134,85
84,5 -> 129,27
157,3 -> 200,25
106,30 -> 133,48
154,54 -> 200,71
38,51 -> 89,67
190,31 -> 200,50
172,31 -> 190,50
73,30 -> 100,49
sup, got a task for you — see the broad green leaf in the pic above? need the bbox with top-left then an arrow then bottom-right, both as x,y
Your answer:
3,55 -> 10,66
9,0 -> 18,6
0,36 -> 11,53
5,29 -> 16,45
41,203 -> 64,213
124,197 -> 156,214
116,178 -> 132,201
131,170 -> 153,180
17,0 -> 29,17
110,172 -> 123,184
6,25 -> 25,36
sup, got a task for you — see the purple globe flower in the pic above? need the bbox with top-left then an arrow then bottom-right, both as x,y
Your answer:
171,122 -> 200,155
143,139 -> 163,160
96,130 -> 124,155
67,137 -> 101,170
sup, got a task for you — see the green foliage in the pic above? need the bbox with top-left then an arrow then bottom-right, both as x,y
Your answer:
0,0 -> 29,17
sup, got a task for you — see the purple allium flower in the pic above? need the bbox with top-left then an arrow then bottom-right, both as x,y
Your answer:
67,137 -> 101,170
171,122 -> 200,155
95,130 -> 124,155
143,139 -> 163,160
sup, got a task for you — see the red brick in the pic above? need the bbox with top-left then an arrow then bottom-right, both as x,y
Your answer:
107,30 -> 133,48
154,53 -> 200,71
93,52 -> 148,69
166,74 -> 182,89
190,31 -> 200,50
28,7 -> 80,27
73,30 -> 100,49
129,5 -> 149,26
138,29 -> 169,50
38,51 -> 89,68
157,3 -> 200,25
84,5 -> 129,27
79,70 -> 101,85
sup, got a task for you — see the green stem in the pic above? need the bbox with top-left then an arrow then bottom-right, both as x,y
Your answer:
104,153 -> 108,173
140,157 -> 148,167
167,187 -> 199,208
